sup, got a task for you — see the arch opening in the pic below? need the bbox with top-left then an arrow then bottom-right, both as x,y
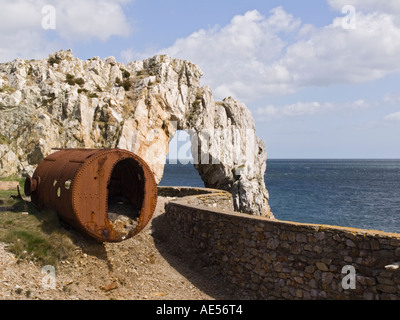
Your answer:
160,130 -> 205,187
107,158 -> 145,237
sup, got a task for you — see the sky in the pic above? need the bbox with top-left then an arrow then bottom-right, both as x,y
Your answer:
1,0 -> 400,159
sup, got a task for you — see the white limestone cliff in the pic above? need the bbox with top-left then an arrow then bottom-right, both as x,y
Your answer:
0,50 -> 272,218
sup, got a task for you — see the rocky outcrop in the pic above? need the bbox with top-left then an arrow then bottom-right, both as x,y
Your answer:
0,50 -> 272,217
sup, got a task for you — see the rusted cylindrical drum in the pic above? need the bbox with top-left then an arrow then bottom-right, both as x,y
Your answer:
25,148 -> 158,242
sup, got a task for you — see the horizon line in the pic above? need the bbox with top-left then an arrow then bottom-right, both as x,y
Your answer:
267,158 -> 400,160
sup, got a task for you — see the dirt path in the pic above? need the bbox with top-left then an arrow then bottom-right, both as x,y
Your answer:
0,197 -> 241,300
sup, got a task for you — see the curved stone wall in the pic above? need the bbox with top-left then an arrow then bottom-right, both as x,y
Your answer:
160,186 -> 400,300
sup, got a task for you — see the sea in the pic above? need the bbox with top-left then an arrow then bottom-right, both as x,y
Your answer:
159,159 -> 400,234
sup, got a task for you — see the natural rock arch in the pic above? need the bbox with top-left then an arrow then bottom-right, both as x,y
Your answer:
0,50 -> 272,218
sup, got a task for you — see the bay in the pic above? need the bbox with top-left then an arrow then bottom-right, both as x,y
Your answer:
159,159 -> 400,234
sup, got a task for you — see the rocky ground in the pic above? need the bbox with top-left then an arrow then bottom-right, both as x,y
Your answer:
0,196 -> 245,300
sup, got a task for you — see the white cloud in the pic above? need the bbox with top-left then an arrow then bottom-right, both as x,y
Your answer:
121,47 -> 155,63
279,10 -> 400,87
255,101 -> 334,120
254,99 -> 375,121
327,0 -> 400,16
383,93 -> 400,105
55,0 -> 132,42
0,30 -> 59,62
129,5 -> 400,103
0,0 -> 43,32
155,8 -> 301,101
350,99 -> 370,109
0,0 -> 132,62
384,111 -> 400,122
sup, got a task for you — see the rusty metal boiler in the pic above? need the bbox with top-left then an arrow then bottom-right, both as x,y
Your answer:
24,148 -> 158,242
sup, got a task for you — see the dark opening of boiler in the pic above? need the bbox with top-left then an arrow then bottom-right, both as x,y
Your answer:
107,158 -> 145,236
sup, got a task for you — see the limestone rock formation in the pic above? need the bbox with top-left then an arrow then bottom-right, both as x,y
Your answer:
0,50 -> 273,218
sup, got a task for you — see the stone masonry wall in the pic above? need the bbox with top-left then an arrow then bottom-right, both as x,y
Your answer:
161,187 -> 400,300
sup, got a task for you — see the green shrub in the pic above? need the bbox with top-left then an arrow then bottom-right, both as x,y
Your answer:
65,74 -> 75,85
65,74 -> 85,86
115,77 -> 131,91
48,56 -> 62,66
0,134 -> 10,145
74,78 -> 85,86
0,85 -> 16,93
121,69 -> 131,79
122,79 -> 131,91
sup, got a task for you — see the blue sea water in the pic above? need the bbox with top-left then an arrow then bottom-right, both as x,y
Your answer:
159,159 -> 400,234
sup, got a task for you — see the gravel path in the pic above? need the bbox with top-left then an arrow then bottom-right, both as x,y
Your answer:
0,197 -> 240,300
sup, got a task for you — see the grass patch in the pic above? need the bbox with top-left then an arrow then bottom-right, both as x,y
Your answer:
0,180 -> 79,266
77,89 -> 99,98
48,56 -> 63,66
0,203 -> 78,266
0,85 -> 16,94
136,70 -> 145,77
65,74 -> 85,86
74,78 -> 85,86
77,88 -> 89,94
0,134 -> 11,145
65,74 -> 75,85
0,176 -> 25,188
88,93 -> 99,98
115,77 -> 132,91
120,68 -> 131,79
